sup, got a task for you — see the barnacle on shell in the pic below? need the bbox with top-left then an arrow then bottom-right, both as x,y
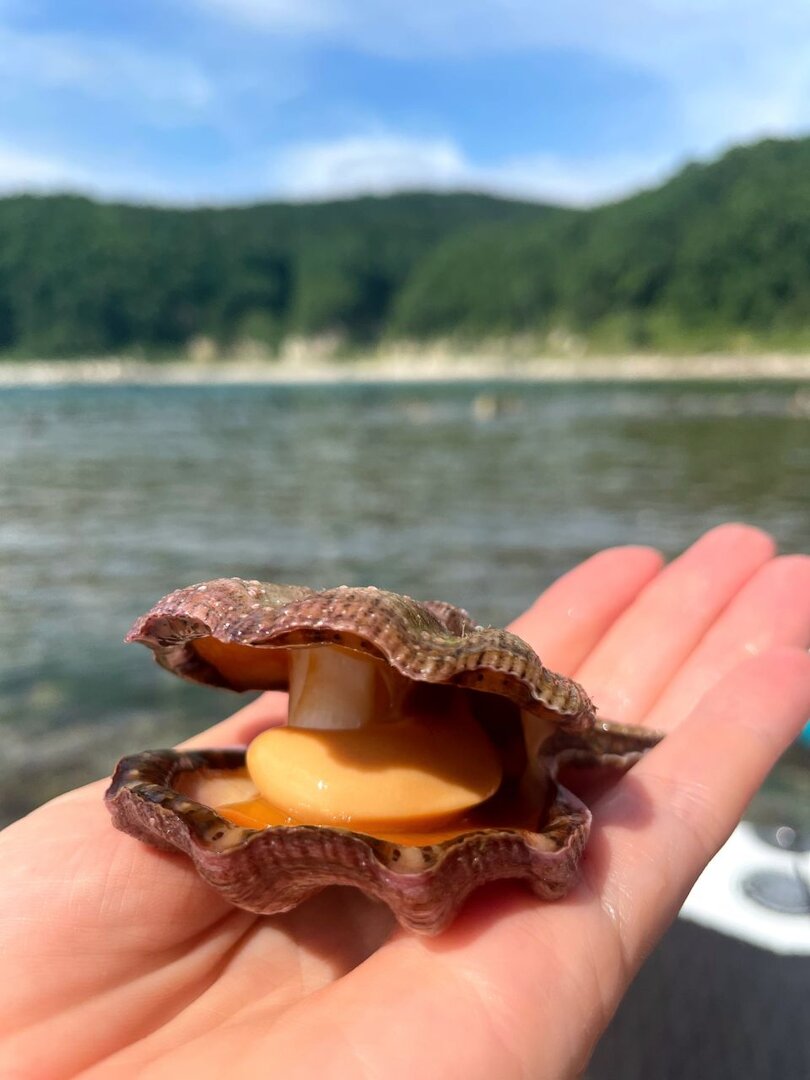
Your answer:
106,579 -> 661,934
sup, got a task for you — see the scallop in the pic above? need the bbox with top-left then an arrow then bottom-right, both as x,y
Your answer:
105,580 -> 661,934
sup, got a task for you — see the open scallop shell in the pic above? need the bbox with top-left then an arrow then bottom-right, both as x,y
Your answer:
106,580 -> 661,934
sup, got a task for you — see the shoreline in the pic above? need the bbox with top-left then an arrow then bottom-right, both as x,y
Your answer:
2,352 -> 810,387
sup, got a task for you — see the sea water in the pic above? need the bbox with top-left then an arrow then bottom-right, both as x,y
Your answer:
1,379 -> 807,824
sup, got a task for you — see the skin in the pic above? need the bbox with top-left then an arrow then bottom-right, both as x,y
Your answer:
1,523 -> 810,1080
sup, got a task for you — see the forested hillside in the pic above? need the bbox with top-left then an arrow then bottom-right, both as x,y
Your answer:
0,137 -> 808,358
393,138 -> 810,351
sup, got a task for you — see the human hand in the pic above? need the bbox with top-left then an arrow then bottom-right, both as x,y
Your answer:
2,524 -> 809,1080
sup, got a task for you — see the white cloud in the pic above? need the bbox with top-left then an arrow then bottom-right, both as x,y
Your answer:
194,0 -> 810,157
2,2 -> 808,205
196,0 -> 344,33
270,131 -> 676,205
272,134 -> 467,198
0,142 -> 93,192
188,0 -> 809,60
480,149 -> 678,206
0,139 -> 196,202
0,129 -> 665,206
0,126 -> 742,208
0,26 -> 213,122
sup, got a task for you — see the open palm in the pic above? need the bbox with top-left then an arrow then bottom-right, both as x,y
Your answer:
2,524 -> 809,1080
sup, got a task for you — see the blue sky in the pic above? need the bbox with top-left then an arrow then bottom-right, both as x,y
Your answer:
0,0 -> 808,205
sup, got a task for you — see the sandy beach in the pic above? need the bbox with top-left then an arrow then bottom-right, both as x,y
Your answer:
2,352 -> 810,387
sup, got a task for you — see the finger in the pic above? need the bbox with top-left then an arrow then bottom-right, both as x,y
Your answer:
588,647 -> 810,972
644,555 -> 810,732
509,545 -> 663,674
179,691 -> 288,750
575,523 -> 775,725
276,651 -> 810,1080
